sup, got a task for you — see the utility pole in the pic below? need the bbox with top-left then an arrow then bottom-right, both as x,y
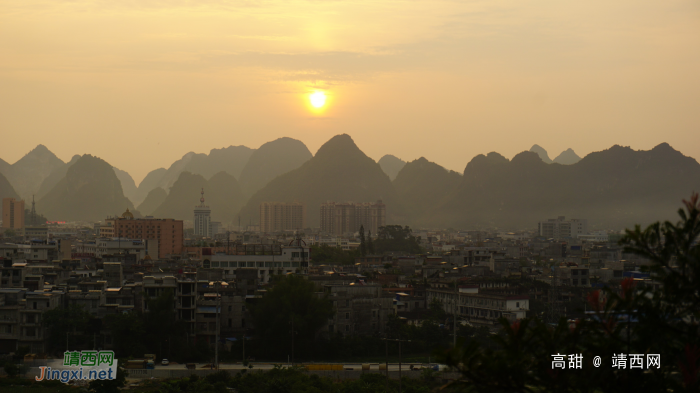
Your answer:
381,338 -> 411,393
215,283 -> 220,369
384,338 -> 389,392
290,315 -> 295,366
453,279 -> 458,347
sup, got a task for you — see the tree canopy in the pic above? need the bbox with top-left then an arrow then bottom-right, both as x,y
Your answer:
250,275 -> 334,360
439,193 -> 700,392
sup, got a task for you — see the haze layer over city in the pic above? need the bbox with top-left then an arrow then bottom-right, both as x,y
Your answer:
1,1 -> 699,392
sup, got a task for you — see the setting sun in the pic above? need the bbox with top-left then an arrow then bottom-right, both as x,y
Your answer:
309,91 -> 327,108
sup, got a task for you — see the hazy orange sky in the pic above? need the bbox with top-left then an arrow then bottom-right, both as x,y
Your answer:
2,0 -> 699,184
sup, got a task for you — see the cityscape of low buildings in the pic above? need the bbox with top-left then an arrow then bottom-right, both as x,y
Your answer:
0,202 -> 659,360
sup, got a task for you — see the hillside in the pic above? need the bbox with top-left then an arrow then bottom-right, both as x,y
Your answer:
5,145 -> 65,199
238,137 -> 312,197
151,171 -> 245,223
136,187 -> 167,216
238,134 -> 402,226
553,148 -> 582,165
0,172 -> 19,201
138,168 -> 167,195
36,155 -> 81,199
36,155 -> 134,222
378,155 -> 406,181
529,144 -> 552,164
393,158 -> 462,223
424,143 -> 700,229
113,167 -> 140,205
152,145 -> 254,193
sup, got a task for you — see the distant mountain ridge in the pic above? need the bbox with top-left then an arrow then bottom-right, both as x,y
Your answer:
1,145 -> 65,199
378,155 -> 407,181
36,155 -> 135,222
530,144 -> 581,165
238,137 -> 312,197
238,134 -> 402,226
420,143 -> 700,229
146,146 -> 255,196
3,138 -> 698,230
151,171 -> 245,223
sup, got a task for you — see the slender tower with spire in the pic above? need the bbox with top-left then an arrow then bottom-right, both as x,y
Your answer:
30,195 -> 37,226
193,188 -> 212,237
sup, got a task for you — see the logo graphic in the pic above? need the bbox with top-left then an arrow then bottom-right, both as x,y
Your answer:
36,350 -> 118,383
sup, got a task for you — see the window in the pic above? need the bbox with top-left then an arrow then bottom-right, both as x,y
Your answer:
242,306 -> 246,312
329,325 -> 334,333
26,327 -> 36,337
33,302 -> 37,310
345,312 -> 350,319
516,302 -> 520,308
345,300 -> 349,307
228,306 -> 232,312
372,310 -> 376,317
345,325 -> 350,332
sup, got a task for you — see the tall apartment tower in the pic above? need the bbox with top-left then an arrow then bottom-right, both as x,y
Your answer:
320,200 -> 386,235
194,188 -> 212,237
259,202 -> 306,233
538,216 -> 588,239
2,198 -> 25,229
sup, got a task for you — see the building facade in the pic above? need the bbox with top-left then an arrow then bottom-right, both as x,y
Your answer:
538,216 -> 588,239
259,202 -> 306,233
2,198 -> 24,230
100,209 -> 184,259
320,200 -> 386,235
194,188 -> 212,237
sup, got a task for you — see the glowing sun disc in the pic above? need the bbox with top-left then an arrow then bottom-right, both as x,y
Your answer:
310,92 -> 326,108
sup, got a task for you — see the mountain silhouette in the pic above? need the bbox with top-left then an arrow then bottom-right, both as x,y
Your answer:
238,134 -> 401,226
4,145 -> 65,199
113,167 -> 140,205
238,137 -> 312,197
37,155 -> 135,222
136,187 -> 167,216
553,148 -> 581,165
36,155 -> 81,199
0,172 -> 19,201
529,144 -> 552,164
378,155 -> 407,181
151,146 -> 254,193
393,157 -> 462,223
151,171 -> 245,223
425,143 -> 700,229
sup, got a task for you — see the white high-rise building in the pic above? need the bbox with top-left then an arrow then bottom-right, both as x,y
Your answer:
538,216 -> 588,240
194,188 -> 212,237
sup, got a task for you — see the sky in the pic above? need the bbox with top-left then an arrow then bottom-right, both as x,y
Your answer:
1,0 -> 699,184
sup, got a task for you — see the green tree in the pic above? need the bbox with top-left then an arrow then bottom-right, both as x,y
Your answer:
88,365 -> 127,393
3,229 -> 16,237
42,304 -> 91,354
439,194 -> 700,392
250,275 -> 334,360
374,225 -> 423,254
367,230 -> 375,254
